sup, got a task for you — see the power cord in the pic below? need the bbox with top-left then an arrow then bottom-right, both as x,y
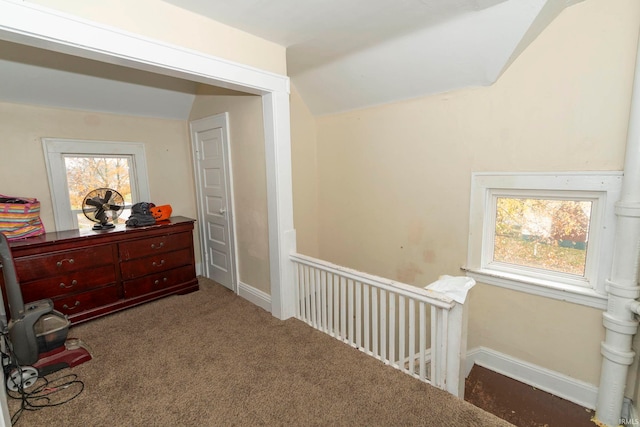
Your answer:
7,371 -> 84,425
1,333 -> 85,425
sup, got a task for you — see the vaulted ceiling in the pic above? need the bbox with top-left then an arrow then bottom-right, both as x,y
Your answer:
0,0 -> 583,118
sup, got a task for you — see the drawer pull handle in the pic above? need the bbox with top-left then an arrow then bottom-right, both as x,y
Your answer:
56,258 -> 75,267
151,242 -> 165,249
59,279 -> 78,289
154,277 -> 169,285
152,260 -> 166,267
63,301 -> 80,310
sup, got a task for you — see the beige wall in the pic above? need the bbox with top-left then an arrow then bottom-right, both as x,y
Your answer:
189,88 -> 271,294
7,0 -> 639,397
0,94 -> 273,296
290,84 -> 319,257
313,0 -> 640,387
25,0 -> 286,75
1,93 -> 275,298
0,101 -> 197,231
186,83 -> 321,293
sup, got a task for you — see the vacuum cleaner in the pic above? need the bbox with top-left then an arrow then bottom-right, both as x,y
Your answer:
0,232 -> 91,390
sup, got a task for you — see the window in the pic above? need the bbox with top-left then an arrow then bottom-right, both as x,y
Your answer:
43,139 -> 151,231
464,172 -> 622,309
65,156 -> 134,229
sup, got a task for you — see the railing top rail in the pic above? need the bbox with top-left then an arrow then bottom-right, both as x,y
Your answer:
290,252 -> 455,310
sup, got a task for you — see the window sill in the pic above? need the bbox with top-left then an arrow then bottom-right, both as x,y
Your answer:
462,267 -> 608,309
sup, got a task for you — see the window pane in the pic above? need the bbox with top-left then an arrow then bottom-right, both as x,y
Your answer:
493,197 -> 592,276
64,156 -> 133,228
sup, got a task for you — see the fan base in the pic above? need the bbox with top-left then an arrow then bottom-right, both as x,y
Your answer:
92,223 -> 116,231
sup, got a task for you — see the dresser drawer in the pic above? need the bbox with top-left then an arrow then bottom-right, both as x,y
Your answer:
21,265 -> 117,301
123,265 -> 196,299
15,245 -> 114,282
53,284 -> 119,317
120,248 -> 192,280
119,232 -> 191,261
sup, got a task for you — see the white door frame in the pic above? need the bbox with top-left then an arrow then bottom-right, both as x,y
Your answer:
0,1 -> 297,321
190,113 -> 238,291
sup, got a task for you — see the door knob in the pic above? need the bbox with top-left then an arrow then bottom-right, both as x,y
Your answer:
219,207 -> 227,215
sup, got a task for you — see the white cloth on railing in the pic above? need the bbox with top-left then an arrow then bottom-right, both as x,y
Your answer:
424,275 -> 476,304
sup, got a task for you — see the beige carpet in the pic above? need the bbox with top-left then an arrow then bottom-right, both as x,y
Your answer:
8,278 -> 512,426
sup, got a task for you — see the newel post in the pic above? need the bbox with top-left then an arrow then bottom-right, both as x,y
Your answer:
445,301 -> 469,398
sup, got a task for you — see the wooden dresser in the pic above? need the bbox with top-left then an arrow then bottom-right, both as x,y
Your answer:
0,216 -> 199,324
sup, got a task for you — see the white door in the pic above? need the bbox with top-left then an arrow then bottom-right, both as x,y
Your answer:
190,114 -> 236,290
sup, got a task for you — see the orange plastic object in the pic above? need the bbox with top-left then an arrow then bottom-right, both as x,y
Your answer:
150,204 -> 172,221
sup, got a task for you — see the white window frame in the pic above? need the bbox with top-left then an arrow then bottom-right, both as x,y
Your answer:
42,138 -> 151,231
464,172 -> 622,309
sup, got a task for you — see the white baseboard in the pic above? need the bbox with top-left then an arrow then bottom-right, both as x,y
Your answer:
237,281 -> 271,312
466,346 -> 598,410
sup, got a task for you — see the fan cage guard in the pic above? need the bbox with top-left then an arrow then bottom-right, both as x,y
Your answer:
82,188 -> 125,230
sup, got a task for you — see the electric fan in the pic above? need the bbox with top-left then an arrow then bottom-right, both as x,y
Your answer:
82,188 -> 125,230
